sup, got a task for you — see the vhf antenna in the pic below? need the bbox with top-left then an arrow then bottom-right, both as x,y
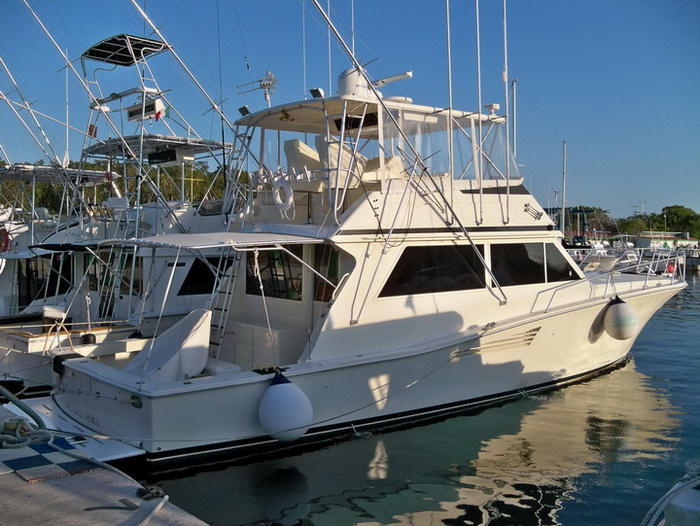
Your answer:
236,71 -> 278,108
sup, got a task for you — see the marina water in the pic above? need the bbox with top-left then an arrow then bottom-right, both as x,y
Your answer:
150,274 -> 699,526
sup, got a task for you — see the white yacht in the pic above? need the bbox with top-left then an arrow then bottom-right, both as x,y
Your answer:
13,68 -> 686,466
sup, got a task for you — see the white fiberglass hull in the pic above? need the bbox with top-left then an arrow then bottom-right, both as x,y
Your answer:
45,283 -> 683,465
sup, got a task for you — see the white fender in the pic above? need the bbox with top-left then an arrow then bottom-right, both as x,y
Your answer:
258,372 -> 313,441
272,180 -> 294,212
603,296 -> 639,340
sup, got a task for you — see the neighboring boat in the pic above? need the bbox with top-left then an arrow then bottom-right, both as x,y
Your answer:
0,33 -> 234,389
10,64 -> 686,468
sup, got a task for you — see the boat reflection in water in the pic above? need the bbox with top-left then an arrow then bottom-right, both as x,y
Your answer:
155,359 -> 677,525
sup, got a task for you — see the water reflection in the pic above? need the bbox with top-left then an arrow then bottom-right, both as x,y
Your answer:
154,360 -> 678,526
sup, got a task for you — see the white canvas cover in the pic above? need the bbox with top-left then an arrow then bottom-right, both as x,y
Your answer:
123,309 -> 211,383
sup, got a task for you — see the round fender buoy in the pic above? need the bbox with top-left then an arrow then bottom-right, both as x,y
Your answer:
272,180 -> 294,212
603,296 -> 639,340
258,371 -> 313,441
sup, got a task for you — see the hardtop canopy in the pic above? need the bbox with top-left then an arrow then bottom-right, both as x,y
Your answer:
234,95 -> 504,138
81,34 -> 168,66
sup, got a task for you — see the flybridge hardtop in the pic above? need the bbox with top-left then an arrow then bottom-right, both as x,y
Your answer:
81,34 -> 169,66
83,134 -> 232,160
234,94 -> 505,137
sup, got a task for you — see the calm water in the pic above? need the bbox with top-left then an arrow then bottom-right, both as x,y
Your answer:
151,274 -> 700,526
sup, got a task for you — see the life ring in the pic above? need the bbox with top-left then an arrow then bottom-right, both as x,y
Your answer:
272,180 -> 294,212
0,228 -> 9,253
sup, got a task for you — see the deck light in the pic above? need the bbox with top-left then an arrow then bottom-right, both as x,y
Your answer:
309,88 -> 325,98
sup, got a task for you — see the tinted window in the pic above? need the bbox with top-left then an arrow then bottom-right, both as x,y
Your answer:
314,244 -> 340,302
380,245 -> 485,297
491,243 -> 545,286
246,246 -> 303,301
546,243 -> 580,282
178,257 -> 234,296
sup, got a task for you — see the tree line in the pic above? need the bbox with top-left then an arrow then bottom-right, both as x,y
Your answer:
562,204 -> 700,238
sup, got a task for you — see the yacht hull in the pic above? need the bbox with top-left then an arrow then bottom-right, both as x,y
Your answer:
46,283 -> 683,465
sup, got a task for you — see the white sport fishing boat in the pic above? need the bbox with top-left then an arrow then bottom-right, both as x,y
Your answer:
12,59 -> 687,467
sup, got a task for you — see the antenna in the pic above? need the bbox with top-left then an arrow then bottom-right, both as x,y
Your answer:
236,71 -> 278,108
373,71 -> 413,88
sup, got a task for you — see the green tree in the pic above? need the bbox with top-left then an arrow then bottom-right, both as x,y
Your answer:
618,216 -> 648,235
661,205 -> 698,233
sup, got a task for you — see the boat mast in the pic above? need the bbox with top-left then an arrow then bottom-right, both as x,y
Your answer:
560,140 -> 567,235
502,0 -> 510,224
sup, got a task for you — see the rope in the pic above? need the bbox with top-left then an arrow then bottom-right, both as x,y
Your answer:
0,382 -> 168,516
0,418 -> 51,449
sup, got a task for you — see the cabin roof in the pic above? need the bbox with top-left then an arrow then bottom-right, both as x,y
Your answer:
99,231 -> 324,250
81,34 -> 168,66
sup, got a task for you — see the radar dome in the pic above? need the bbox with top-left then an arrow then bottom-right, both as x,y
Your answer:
337,68 -> 377,99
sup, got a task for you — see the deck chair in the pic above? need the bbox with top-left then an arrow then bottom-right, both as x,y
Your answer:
315,135 -> 367,189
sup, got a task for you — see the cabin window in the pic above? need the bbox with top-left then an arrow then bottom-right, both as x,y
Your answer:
178,257 -> 235,296
119,254 -> 143,295
246,246 -> 303,301
379,244 -> 485,297
491,243 -> 545,286
84,254 -> 101,291
546,243 -> 581,282
314,244 -> 340,302
17,254 -> 73,309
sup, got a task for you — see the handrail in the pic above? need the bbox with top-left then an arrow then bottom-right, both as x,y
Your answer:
538,249 -> 684,313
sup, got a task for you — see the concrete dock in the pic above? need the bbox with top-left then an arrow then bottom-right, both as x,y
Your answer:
0,407 -> 206,525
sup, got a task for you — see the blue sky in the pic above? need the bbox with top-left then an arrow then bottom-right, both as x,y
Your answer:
0,0 -> 698,218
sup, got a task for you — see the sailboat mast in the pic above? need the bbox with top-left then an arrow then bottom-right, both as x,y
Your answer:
560,140 -> 567,235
